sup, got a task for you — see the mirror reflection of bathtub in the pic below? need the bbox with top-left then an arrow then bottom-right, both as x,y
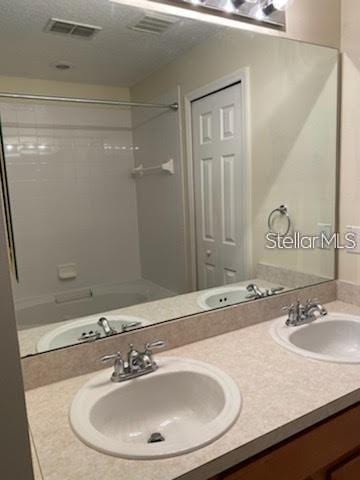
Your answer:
15,281 -> 175,330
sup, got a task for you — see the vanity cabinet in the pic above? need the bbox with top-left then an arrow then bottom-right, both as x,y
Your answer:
329,454 -> 360,480
212,404 -> 360,480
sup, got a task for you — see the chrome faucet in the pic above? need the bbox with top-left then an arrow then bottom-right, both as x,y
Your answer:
97,317 -> 117,337
120,321 -> 141,333
304,300 -> 328,320
100,340 -> 166,382
246,283 -> 264,299
78,330 -> 101,342
98,317 -> 142,336
246,283 -> 284,299
283,299 -> 327,327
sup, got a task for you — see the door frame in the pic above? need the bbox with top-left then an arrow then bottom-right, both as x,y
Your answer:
184,68 -> 252,288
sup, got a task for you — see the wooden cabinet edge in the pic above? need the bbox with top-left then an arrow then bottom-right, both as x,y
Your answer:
210,403 -> 360,480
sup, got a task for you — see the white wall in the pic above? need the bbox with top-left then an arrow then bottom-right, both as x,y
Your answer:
132,90 -> 188,294
253,42 -> 338,278
0,75 -> 131,101
285,0 -> 340,48
131,28 -> 338,282
1,100 -> 141,300
339,0 -> 360,284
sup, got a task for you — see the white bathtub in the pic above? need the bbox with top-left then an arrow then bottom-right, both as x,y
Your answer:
15,280 -> 174,330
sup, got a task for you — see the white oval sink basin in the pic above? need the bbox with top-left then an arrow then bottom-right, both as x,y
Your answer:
70,357 -> 241,459
198,286 -> 249,310
37,314 -> 148,352
271,313 -> 360,364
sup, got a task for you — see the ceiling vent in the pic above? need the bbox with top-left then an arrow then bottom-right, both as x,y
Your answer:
45,18 -> 102,39
128,13 -> 179,35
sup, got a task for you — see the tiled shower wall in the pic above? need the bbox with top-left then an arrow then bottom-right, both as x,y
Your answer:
0,101 -> 142,300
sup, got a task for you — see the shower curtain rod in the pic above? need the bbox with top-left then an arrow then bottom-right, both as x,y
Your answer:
0,92 -> 179,111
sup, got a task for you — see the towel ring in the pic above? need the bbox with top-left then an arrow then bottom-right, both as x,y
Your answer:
267,205 -> 291,236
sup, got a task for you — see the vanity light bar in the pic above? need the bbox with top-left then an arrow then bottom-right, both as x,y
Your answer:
171,0 -> 288,29
262,0 -> 293,16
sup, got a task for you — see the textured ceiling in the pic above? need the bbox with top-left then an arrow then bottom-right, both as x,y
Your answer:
0,0 -> 218,87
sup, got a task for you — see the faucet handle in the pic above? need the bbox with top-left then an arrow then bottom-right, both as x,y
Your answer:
282,303 -> 294,312
100,352 -> 122,363
145,340 -> 166,352
306,298 -> 318,305
121,321 -> 141,333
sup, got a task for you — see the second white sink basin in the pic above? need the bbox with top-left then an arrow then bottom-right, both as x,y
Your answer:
197,286 -> 249,310
70,357 -> 241,459
271,313 -> 360,364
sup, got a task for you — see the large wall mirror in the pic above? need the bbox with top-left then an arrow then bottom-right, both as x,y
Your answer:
0,0 -> 338,357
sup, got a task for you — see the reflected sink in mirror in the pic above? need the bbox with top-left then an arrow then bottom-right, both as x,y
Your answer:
197,286 -> 250,310
37,315 -> 149,353
70,357 -> 241,459
197,284 -> 285,310
271,314 -> 360,364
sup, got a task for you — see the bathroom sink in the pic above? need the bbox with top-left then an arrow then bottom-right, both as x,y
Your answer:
37,314 -> 148,352
271,313 -> 360,364
70,357 -> 241,458
197,285 -> 249,310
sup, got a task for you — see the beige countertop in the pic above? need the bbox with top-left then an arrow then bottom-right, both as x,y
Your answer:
30,433 -> 43,480
25,300 -> 360,480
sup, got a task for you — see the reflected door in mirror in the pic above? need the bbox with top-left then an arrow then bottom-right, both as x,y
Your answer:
192,82 -> 248,290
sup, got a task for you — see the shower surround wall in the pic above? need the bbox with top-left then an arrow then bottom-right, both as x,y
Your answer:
131,92 -> 188,295
1,101 -> 142,306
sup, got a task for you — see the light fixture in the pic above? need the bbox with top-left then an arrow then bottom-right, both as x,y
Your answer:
262,0 -> 293,16
230,0 -> 245,8
224,0 -> 235,13
231,0 -> 257,7
110,0 -> 287,29
190,0 -> 257,7
273,0 -> 293,10
254,6 -> 265,20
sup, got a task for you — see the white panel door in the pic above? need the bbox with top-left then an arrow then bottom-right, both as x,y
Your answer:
192,83 -> 246,289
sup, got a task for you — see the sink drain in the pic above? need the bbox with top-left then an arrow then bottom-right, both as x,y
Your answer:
148,432 -> 165,443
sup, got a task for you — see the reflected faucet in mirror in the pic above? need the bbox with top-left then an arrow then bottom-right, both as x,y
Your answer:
97,317 -> 117,337
78,317 -> 142,344
246,284 -> 285,300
